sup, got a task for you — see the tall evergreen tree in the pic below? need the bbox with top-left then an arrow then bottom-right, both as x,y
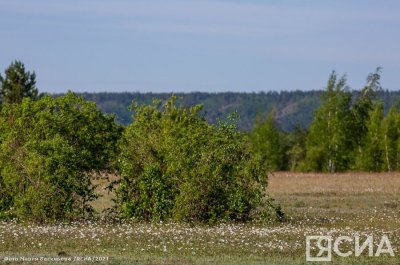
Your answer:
304,71 -> 353,172
0,60 -> 38,104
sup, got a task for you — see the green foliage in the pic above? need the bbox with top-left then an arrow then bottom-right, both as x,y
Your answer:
302,68 -> 400,173
115,97 -> 278,223
303,72 -> 354,172
250,111 -> 286,171
380,105 -> 400,172
286,126 -> 307,171
351,67 -> 383,150
0,60 -> 38,104
76,88 -> 400,132
80,91 -> 322,131
354,103 -> 384,171
0,92 -> 122,222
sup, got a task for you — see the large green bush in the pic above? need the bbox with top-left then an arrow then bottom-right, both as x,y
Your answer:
0,92 -> 122,222
115,97 -> 281,223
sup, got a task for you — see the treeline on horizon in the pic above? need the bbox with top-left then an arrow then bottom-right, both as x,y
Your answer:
75,70 -> 400,173
73,89 -> 400,132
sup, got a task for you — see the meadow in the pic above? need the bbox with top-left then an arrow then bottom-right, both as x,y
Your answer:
1,172 -> 400,264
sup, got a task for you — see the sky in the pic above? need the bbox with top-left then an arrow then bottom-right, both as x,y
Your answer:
0,0 -> 399,93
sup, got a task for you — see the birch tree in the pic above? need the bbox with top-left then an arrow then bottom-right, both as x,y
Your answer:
304,71 -> 353,172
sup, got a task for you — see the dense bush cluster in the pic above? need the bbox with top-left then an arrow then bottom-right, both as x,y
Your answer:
0,61 -> 280,223
114,98 -> 279,223
0,93 -> 122,222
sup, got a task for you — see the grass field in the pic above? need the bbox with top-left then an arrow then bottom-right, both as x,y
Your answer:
1,172 -> 400,264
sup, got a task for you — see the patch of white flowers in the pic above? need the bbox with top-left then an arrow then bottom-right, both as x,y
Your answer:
1,209 -> 400,256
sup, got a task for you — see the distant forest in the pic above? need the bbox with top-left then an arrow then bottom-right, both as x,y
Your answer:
69,90 -> 400,131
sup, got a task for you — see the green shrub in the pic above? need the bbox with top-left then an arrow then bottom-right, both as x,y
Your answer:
0,92 -> 122,222
115,97 -> 281,223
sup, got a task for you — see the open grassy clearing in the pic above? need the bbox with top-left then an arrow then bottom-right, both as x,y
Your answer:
1,172 -> 400,264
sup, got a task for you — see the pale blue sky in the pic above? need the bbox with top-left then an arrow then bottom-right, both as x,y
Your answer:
1,0 -> 399,93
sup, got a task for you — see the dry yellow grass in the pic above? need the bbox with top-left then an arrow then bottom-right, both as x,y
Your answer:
90,173 -> 119,213
267,171 -> 400,234
268,171 -> 400,194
